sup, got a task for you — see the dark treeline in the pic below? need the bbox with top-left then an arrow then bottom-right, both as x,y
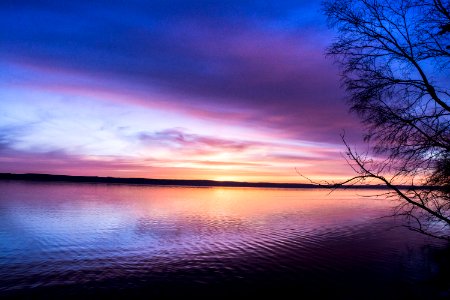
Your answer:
0,172 -> 422,190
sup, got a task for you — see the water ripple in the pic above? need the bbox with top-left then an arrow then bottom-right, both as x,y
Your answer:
0,182 -> 446,298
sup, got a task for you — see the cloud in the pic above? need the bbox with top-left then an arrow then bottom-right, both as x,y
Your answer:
0,125 -> 353,182
139,129 -> 257,155
0,0 -> 361,144
0,1 -> 365,181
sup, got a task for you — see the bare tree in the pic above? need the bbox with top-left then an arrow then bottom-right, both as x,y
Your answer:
323,0 -> 450,240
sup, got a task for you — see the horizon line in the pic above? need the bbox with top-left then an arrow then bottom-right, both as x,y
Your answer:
0,172 -> 408,190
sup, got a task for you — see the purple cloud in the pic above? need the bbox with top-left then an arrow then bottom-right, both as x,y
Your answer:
0,0 -> 361,144
0,1 -> 366,180
139,129 -> 256,155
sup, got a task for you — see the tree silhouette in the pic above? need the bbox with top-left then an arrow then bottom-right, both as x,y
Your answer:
323,0 -> 450,239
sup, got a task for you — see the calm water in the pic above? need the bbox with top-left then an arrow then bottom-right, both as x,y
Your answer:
0,181 -> 449,299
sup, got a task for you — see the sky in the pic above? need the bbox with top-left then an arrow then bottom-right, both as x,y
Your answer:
0,0 -> 363,183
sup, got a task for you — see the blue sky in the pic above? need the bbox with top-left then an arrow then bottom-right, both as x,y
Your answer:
0,0 -> 361,182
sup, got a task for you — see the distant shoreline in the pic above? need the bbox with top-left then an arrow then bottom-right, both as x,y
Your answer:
0,172 -> 404,189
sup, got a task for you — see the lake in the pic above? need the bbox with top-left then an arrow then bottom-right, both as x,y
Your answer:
0,181 -> 448,299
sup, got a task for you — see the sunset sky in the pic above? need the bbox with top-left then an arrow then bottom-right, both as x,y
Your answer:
0,1 -> 363,183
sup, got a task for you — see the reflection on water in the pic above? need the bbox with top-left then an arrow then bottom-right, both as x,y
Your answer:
0,181 -> 448,298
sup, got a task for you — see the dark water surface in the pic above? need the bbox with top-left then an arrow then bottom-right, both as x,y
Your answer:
0,181 -> 449,299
